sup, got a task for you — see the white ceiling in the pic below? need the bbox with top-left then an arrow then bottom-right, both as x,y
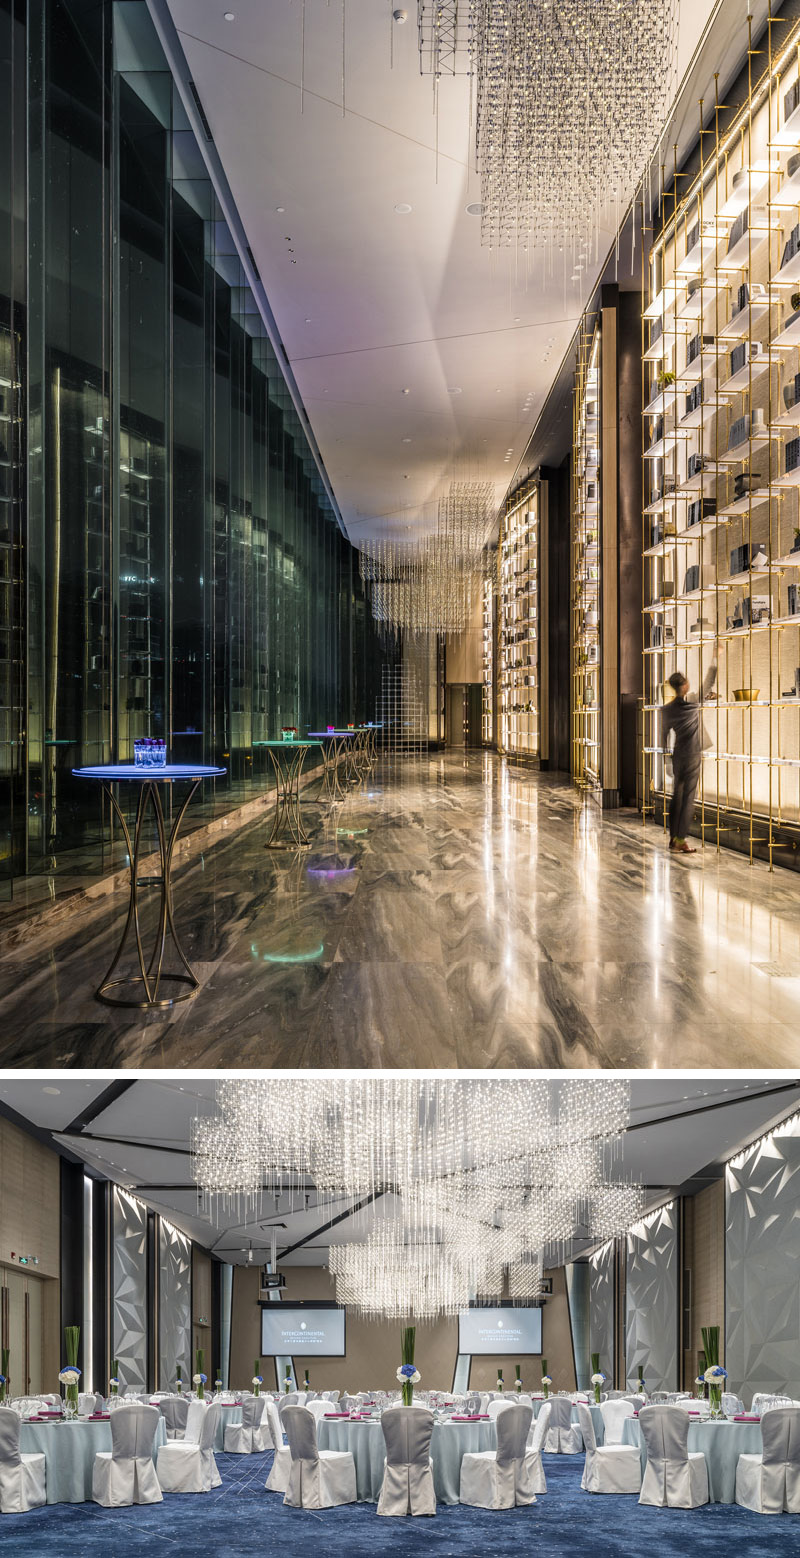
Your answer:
161,0 -> 729,541
2,1077 -> 797,1266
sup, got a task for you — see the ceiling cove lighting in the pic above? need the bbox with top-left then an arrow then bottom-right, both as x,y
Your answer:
191,1078 -> 644,1320
416,0 -> 678,252
726,1105 -> 800,1172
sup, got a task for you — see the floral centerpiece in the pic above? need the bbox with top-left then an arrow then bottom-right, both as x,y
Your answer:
194,1347 -> 207,1401
541,1358 -> 551,1399
0,1347 -> 8,1402
695,1374 -> 707,1400
175,1364 -> 182,1395
590,1351 -> 605,1405
397,1327 -> 419,1406
215,1378 -> 223,1393
637,1365 -> 645,1395
253,1360 -> 263,1397
701,1325 -> 726,1418
284,1366 -> 293,1394
515,1365 -> 523,1394
61,1325 -> 81,1419
303,1372 -> 310,1392
496,1371 -> 504,1392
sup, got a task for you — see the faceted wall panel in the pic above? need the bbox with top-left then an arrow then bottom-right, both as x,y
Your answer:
158,1219 -> 191,1390
626,1202 -> 678,1392
589,1240 -> 615,1383
112,1188 -> 147,1390
726,1112 -> 800,1401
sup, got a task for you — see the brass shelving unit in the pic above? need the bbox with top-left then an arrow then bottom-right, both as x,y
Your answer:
642,16 -> 800,863
481,569 -> 494,745
497,482 -> 539,758
572,325 -> 602,789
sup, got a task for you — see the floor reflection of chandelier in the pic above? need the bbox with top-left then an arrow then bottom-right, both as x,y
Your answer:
418,0 -> 678,251
192,1079 -> 645,1321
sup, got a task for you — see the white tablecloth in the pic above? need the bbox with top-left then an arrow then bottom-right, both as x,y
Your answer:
621,1417 -> 763,1503
211,1402 -> 243,1449
530,1398 -> 599,1442
317,1418 -> 497,1504
20,1417 -> 168,1504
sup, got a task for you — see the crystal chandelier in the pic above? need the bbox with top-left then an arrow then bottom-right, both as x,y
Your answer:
359,480 -> 494,639
192,1078 -> 645,1319
417,0 -> 678,251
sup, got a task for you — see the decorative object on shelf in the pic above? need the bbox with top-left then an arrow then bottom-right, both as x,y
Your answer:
194,1348 -> 206,1400
397,1328 -> 419,1406
284,1365 -> 292,1394
514,1365 -> 522,1393
541,1362 -> 551,1399
253,1361 -> 263,1397
590,1353 -> 605,1404
701,1326 -> 725,1418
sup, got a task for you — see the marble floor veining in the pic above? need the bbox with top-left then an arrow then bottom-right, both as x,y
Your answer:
2,751 -> 800,1069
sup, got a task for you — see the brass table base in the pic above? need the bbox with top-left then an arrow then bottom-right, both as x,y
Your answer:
266,745 -> 312,847
97,780 -> 201,1009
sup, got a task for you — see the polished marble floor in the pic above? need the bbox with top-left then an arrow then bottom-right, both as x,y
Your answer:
2,752 -> 800,1069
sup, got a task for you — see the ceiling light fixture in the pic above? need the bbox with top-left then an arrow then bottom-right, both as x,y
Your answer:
394,203 -> 412,214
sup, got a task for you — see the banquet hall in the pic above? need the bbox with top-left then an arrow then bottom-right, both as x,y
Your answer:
0,1074 -> 799,1554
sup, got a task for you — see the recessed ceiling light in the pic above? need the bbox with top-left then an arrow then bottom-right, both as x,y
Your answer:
276,206 -> 285,213
402,387 -> 410,395
224,11 -> 235,19
448,387 -> 462,395
402,437 -> 412,443
304,317 -> 311,323
466,202 -> 485,216
394,203 -> 412,214
42,1086 -> 61,1095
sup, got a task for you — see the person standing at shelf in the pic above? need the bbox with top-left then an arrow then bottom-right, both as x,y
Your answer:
661,647 -> 718,854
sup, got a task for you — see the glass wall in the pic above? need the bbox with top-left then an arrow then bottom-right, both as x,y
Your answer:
0,0 -> 383,895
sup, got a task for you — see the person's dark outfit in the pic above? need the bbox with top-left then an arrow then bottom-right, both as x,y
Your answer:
661,662 -> 717,843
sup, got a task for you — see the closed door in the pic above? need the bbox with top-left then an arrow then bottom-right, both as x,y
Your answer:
1,1269 -> 45,1395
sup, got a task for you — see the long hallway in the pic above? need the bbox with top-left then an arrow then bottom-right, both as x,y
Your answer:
2,753 -> 800,1070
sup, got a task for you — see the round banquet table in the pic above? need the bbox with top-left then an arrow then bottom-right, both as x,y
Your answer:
20,1415 -> 168,1504
621,1416 -> 763,1503
317,1416 -> 497,1504
211,1401 -> 243,1449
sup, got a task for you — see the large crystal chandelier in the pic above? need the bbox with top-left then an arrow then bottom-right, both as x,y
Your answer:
192,1079 -> 645,1320
418,0 -> 678,251
359,480 -> 494,638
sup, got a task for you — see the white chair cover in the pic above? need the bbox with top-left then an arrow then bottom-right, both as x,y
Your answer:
156,1403 -> 221,1493
627,1395 -> 646,1412
78,1393 -> 96,1417
0,1406 -> 46,1513
478,1393 -> 490,1414
322,1390 -> 339,1402
577,1403 -> 641,1495
282,1405 -> 357,1510
721,1392 -> 745,1418
638,1405 -> 709,1508
224,1395 -> 267,1454
460,1403 -> 538,1509
600,1399 -> 636,1445
465,1394 -> 481,1416
487,1399 -> 516,1422
92,1403 -> 162,1507
735,1406 -> 800,1514
524,1400 -> 550,1494
752,1393 -> 793,1417
305,1400 -> 330,1423
264,1398 -> 293,1493
544,1394 -> 583,1454
606,1390 -> 628,1400
160,1397 -> 190,1440
377,1406 -> 436,1517
183,1400 -> 207,1443
278,1393 -> 300,1415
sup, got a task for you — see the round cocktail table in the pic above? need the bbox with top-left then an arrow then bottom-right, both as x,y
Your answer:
254,740 -> 323,848
73,763 -> 225,1008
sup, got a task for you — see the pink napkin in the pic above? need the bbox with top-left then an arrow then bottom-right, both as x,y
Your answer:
451,1413 -> 490,1421
324,1412 -> 351,1418
734,1415 -> 760,1423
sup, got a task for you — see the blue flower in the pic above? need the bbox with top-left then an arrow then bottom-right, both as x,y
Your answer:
0,1375 -> 6,1385
399,1364 -> 417,1379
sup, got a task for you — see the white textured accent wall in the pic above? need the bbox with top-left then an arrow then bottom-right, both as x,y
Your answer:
726,1111 -> 800,1402
158,1220 -> 192,1390
112,1188 -> 148,1390
626,1202 -> 679,1393
589,1240 -> 615,1382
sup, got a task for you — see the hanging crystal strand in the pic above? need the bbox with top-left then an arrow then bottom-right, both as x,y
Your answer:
341,0 -> 346,117
300,0 -> 305,113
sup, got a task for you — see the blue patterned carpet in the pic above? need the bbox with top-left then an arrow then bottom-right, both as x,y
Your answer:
2,1450 -> 799,1556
